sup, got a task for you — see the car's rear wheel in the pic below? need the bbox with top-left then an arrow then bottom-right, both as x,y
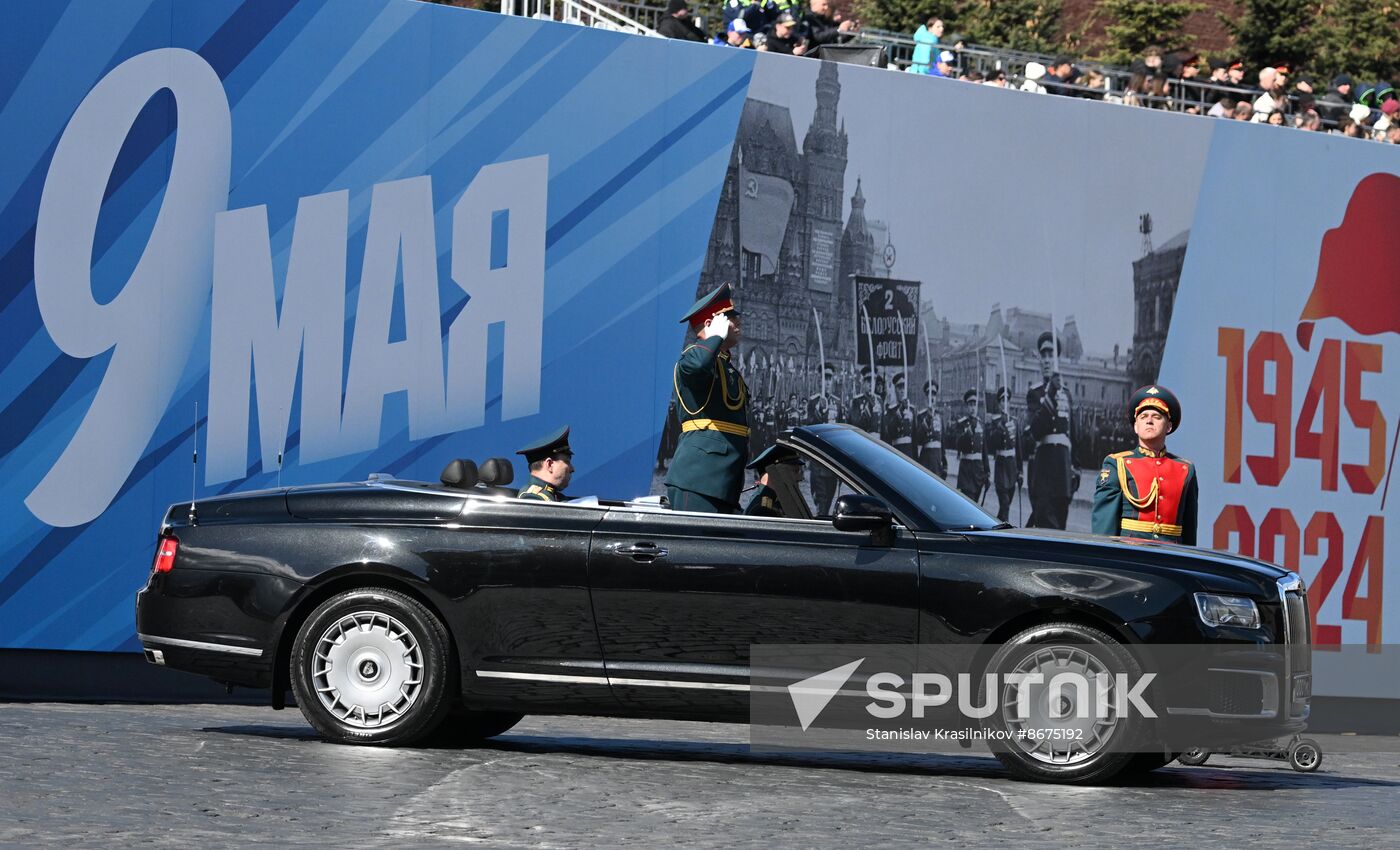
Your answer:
980,622 -> 1148,784
291,588 -> 454,746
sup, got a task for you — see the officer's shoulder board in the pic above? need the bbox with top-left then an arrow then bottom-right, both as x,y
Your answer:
1100,450 -> 1131,483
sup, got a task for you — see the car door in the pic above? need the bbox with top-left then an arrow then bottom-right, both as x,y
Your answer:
440,498 -> 619,712
588,505 -> 920,718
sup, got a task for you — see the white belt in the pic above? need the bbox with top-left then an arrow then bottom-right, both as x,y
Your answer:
960,452 -> 983,460
1038,433 -> 1071,448
893,437 -> 913,445
923,441 -> 941,450
995,449 -> 1015,457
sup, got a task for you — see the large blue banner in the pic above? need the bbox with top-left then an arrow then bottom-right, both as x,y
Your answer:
5,0 -> 1400,706
0,0 -> 752,651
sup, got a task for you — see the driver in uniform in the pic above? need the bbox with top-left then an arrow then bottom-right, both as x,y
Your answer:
743,444 -> 807,517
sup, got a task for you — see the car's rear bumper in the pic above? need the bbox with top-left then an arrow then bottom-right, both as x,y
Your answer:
135,568 -> 291,689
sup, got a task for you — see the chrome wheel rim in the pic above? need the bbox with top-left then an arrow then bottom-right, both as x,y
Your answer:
999,644 -> 1120,766
1293,745 -> 1319,769
312,610 -> 424,729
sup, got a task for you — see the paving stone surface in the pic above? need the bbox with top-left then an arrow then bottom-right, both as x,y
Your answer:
1,703 -> 1397,848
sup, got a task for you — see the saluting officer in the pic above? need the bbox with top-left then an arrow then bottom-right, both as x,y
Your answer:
914,378 -> 947,478
986,386 -> 1022,522
516,426 -> 574,501
1026,331 -> 1076,529
665,283 -> 749,514
1092,386 -> 1198,544
950,388 -> 989,501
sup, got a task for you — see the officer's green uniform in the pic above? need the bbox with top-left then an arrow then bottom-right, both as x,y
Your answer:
515,426 -> 572,502
665,283 -> 749,514
1091,386 -> 1198,544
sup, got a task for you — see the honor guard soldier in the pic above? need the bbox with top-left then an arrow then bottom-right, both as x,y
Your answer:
516,426 -> 574,501
1026,331 -> 1076,529
914,378 -> 947,478
950,388 -> 989,501
883,372 -> 916,458
986,386 -> 1022,522
665,283 -> 749,514
743,444 -> 806,517
1092,386 -> 1198,544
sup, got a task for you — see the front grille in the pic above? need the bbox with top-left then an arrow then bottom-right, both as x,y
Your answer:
1208,670 -> 1265,716
1285,589 -> 1311,674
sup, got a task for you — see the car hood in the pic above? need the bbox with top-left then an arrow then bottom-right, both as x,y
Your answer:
963,526 -> 1293,594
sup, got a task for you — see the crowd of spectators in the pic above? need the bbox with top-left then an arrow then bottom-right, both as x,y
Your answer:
656,0 -> 858,56
897,17 -> 1400,144
655,0 -> 1400,144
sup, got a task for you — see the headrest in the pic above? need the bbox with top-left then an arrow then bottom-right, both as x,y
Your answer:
478,457 -> 515,487
439,459 -> 478,489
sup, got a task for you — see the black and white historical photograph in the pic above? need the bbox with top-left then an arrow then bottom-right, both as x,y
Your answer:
655,58 -> 1208,532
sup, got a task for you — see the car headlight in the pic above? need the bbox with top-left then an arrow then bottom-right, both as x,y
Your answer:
1194,593 -> 1261,629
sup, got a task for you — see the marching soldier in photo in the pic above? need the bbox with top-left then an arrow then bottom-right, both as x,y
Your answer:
1092,385 -> 1198,544
807,362 -> 841,514
665,283 -> 750,513
517,425 -> 574,501
950,388 -> 989,501
985,386 -> 1022,523
849,365 -> 884,436
1026,331 -> 1076,529
781,392 -> 802,429
743,444 -> 807,517
809,361 -> 843,424
882,372 -> 916,458
914,378 -> 947,478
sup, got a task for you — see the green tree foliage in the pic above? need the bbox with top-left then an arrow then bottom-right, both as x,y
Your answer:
1098,0 -> 1205,64
950,0 -> 1064,53
854,0 -> 1062,50
853,0 -> 936,34
1309,0 -> 1400,83
1219,0 -> 1315,73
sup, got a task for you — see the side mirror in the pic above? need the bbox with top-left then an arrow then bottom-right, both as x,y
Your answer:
832,494 -> 893,532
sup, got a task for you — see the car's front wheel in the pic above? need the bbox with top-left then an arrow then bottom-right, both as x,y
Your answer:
291,588 -> 455,746
980,622 -> 1149,784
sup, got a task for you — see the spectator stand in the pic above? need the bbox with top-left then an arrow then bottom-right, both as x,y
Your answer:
497,0 -> 1375,134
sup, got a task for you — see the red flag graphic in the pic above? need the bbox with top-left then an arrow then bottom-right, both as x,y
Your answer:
1297,172 -> 1400,351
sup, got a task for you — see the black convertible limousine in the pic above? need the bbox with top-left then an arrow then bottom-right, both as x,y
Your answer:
136,424 -> 1311,784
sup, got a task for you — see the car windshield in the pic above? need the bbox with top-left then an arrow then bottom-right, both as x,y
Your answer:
815,427 -> 1005,531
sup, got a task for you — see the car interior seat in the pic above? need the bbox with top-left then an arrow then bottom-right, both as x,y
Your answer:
475,457 -> 519,498
438,459 -> 479,490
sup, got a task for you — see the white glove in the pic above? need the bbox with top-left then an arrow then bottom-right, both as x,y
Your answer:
706,311 -> 731,339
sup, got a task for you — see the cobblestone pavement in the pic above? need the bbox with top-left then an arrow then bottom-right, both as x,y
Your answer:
2,703 -> 1397,848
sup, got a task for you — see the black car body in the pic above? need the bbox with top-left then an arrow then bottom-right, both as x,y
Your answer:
137,424 -> 1311,783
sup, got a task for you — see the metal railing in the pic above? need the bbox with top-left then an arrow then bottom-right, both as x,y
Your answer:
852,30 -> 1348,125
499,1 -> 1360,129
500,0 -> 658,36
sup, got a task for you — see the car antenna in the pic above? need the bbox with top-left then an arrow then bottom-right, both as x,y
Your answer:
188,402 -> 199,526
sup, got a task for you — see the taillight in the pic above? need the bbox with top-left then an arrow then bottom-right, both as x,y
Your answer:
152,536 -> 179,573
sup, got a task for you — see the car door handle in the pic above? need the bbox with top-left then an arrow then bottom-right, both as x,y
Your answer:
617,542 -> 668,561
